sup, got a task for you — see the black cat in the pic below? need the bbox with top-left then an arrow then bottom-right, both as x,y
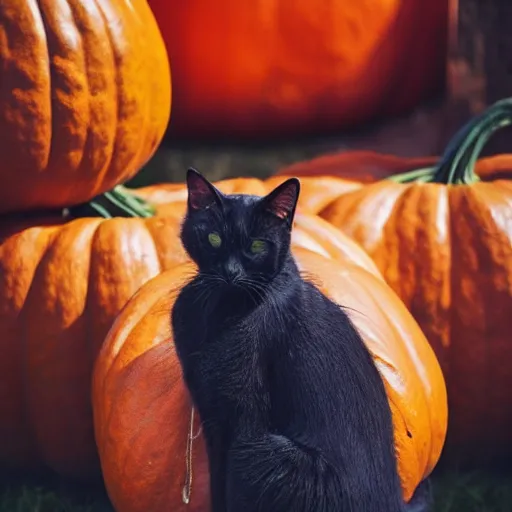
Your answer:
172,169 -> 429,512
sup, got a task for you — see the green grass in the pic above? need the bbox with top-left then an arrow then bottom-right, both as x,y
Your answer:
0,486 -> 110,512
432,472 -> 512,512
1,472 -> 512,512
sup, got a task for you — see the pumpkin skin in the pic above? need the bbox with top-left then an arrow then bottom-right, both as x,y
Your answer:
0,191 -> 371,478
92,248 -> 447,512
148,0 -> 447,138
319,101 -> 512,464
0,0 -> 171,215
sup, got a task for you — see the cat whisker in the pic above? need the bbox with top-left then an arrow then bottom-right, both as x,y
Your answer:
192,280 -> 219,308
236,278 -> 266,305
237,278 -> 291,331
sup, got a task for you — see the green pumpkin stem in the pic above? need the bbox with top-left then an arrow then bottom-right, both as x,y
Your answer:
386,167 -> 436,183
386,98 -> 512,185
432,98 -> 512,184
67,185 -> 155,219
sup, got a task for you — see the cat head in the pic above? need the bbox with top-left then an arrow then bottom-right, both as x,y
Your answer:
180,168 -> 300,287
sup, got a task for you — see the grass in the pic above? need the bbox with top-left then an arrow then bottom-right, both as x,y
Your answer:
431,472 -> 512,512
0,487 -> 108,512
1,472 -> 512,512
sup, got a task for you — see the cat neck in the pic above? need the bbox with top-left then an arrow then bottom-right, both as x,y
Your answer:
197,252 -> 302,322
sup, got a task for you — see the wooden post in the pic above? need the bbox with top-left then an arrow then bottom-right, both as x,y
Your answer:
444,0 -> 512,152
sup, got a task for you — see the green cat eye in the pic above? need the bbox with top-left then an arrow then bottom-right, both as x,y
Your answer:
208,232 -> 222,248
250,239 -> 267,254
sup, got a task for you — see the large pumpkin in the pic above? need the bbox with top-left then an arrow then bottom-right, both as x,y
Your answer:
319,99 -> 512,464
0,0 -> 171,215
0,185 -> 372,479
92,247 -> 447,512
148,0 -> 447,138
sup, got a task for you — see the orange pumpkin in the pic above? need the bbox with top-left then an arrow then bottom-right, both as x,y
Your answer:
92,247 -> 447,512
0,0 -> 171,215
277,151 -> 440,182
0,197 -> 186,479
320,99 -> 512,463
147,0 -> 447,138
0,185 -> 371,478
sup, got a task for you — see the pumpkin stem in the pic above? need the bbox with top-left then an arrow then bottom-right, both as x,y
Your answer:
386,167 -> 436,184
432,98 -> 512,184
385,98 -> 512,185
67,185 -> 155,219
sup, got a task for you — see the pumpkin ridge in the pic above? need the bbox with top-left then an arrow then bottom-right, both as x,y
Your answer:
446,186 -> 486,452
108,0 -> 151,183
397,184 -> 452,376
380,185 -> 412,302
383,185 -> 449,473
31,0 -> 52,172
474,181 -> 512,224
84,0 -> 119,194
18,222 -> 66,469
90,0 -> 121,192
64,0 -> 98,188
95,0 -> 166,188
142,219 -> 165,274
0,1 -> 50,189
5,224 -> 59,469
38,0 -> 90,187
69,0 -> 98,187
342,181 -> 408,255
24,218 -> 101,476
447,184 -> 512,453
89,222 -> 150,452
85,218 -> 106,383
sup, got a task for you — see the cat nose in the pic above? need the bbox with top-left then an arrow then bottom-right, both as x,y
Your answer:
225,257 -> 244,282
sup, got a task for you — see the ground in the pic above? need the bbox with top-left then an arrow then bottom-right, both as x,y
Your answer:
1,471 -> 512,511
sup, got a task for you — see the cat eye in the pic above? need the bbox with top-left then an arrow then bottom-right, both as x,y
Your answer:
208,232 -> 222,248
250,240 -> 267,254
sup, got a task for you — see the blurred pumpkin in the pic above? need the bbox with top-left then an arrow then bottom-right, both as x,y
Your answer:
92,248 -> 447,512
0,0 -> 171,215
147,0 -> 447,138
320,99 -> 512,464
0,185 -> 373,478
277,151 -> 440,182
276,148 -> 512,183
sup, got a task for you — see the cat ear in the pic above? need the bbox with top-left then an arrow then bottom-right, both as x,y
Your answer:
261,178 -> 300,226
186,168 -> 223,211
